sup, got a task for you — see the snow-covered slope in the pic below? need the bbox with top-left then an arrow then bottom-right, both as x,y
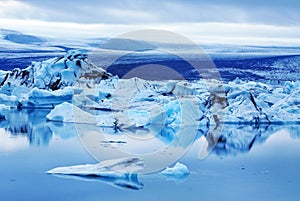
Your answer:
0,29 -> 57,52
1,31 -> 45,45
0,29 -> 105,63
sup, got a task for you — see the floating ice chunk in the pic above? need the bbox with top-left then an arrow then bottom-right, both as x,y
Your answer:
163,100 -> 181,125
226,91 -> 265,123
124,100 -> 181,127
161,162 -> 190,177
0,82 -> 16,96
283,81 -> 299,94
46,102 -> 96,124
22,87 -> 73,108
160,162 -> 190,183
47,157 -> 144,176
222,78 -> 300,123
270,87 -> 300,121
127,109 -> 151,127
11,86 -> 30,101
167,81 -> 198,96
61,69 -> 76,86
95,115 -> 117,127
0,104 -> 9,110
0,94 -> 19,107
0,49 -> 111,108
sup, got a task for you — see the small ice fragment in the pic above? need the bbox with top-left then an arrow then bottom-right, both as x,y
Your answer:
161,162 -> 190,177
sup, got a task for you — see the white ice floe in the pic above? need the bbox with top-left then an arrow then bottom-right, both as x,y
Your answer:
47,157 -> 144,176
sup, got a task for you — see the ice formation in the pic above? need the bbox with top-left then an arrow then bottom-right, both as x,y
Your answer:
0,49 -> 110,108
0,49 -> 299,128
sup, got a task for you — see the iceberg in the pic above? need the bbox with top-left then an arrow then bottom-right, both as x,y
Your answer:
0,94 -> 19,107
223,79 -> 300,123
0,49 -> 111,108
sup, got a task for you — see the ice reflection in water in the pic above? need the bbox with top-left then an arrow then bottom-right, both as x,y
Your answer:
0,109 -> 299,190
0,109 -> 299,155
0,109 -> 77,147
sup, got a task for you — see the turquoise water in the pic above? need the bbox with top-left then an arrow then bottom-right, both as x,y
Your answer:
0,109 -> 300,201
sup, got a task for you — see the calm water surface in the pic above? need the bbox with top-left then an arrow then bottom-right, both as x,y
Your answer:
0,109 -> 300,201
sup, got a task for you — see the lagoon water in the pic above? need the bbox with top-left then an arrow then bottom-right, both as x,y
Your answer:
0,109 -> 299,201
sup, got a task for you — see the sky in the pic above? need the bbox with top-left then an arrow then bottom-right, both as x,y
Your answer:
0,0 -> 300,45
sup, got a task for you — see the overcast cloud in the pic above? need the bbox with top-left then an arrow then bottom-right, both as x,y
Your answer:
1,0 -> 300,25
0,0 -> 300,45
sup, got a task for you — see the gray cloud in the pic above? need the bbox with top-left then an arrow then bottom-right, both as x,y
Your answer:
1,0 -> 300,26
